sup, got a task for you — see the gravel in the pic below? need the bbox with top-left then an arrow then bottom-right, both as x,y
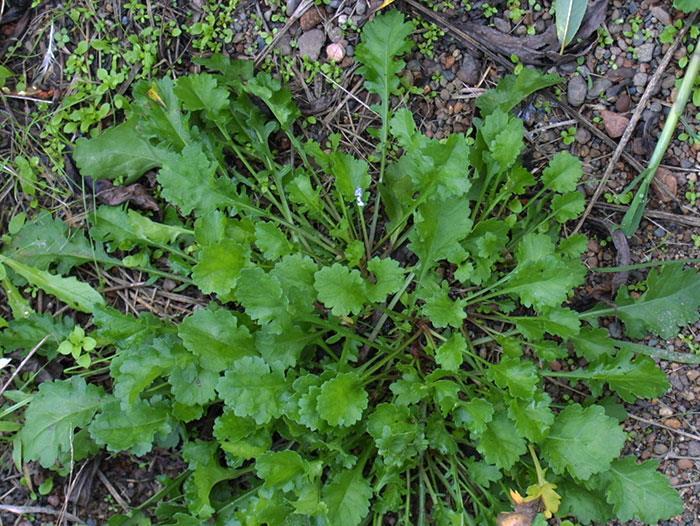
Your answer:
567,75 -> 588,107
637,42 -> 655,62
298,29 -> 325,60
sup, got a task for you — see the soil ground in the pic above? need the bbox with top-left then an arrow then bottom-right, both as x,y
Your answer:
0,0 -> 699,524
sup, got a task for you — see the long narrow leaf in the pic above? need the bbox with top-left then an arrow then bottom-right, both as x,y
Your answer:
0,256 -> 104,313
555,0 -> 588,54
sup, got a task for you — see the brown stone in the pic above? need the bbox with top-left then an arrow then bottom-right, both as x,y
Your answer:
442,54 -> 456,69
615,92 -> 631,112
300,6 -> 324,31
664,417 -> 682,429
652,167 -> 677,202
677,459 -> 694,470
600,110 -> 630,138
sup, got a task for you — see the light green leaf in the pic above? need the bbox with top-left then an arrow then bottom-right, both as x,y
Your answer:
245,72 -> 300,130
516,233 -> 555,264
435,333 -> 466,371
317,372 -> 368,427
235,267 -> 288,325
174,73 -> 229,117
463,459 -> 502,487
673,0 -> 700,12
0,64 -> 13,88
601,264 -> 700,339
542,152 -> 583,193
541,404 -> 626,480
355,11 -> 414,102
213,409 -> 271,460
579,351 -> 670,402
420,281 -> 467,329
74,120 -> 166,183
0,255 -> 104,313
557,479 -> 614,525
20,377 -> 104,468
89,398 -> 171,456
271,253 -> 319,316
158,144 -> 238,216
216,356 -> 286,424
555,0 -> 588,52
367,403 -> 426,468
507,391 -> 554,442
600,457 -> 683,523
314,263 -> 367,317
409,196 -> 472,270
5,211 -> 116,272
476,412 -> 527,470
183,440 -> 238,518
191,240 -> 248,296
365,257 -> 405,303
506,255 -> 585,310
256,450 -> 308,490
454,398 -> 494,435
476,68 -> 561,115
551,191 -> 585,222
569,327 -> 617,361
91,206 -> 190,251
178,305 -> 254,372
487,357 -> 538,399
169,362 -> 218,406
255,222 -> 293,261
323,466 -> 373,526
513,308 -> 580,340
330,151 -> 370,201
111,337 -> 184,406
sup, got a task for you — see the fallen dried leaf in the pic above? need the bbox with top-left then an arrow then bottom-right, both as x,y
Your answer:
96,180 -> 159,212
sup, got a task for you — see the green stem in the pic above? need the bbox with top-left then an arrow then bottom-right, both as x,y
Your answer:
528,444 -> 546,486
621,36 -> 700,235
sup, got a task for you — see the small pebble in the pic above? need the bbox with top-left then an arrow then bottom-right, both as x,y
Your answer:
651,6 -> 672,25
327,26 -> 343,43
687,441 -> 700,457
286,0 -> 300,15
456,54 -> 481,85
659,406 -> 673,417
588,78 -> 612,99
567,75 -> 587,107
298,29 -> 325,60
637,42 -> 655,63
677,459 -> 694,470
633,72 -> 648,88
355,0 -> 367,15
615,92 -> 631,112
664,417 -> 682,429
492,17 -> 511,33
326,43 -> 345,62
575,128 -> 591,144
653,443 -> 669,455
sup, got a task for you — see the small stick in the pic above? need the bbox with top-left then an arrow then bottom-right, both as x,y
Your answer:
0,336 -> 48,398
594,202 -> 700,228
572,11 -> 698,235
254,0 -> 314,66
0,504 -> 85,524
628,413 -> 700,443
97,470 -> 131,513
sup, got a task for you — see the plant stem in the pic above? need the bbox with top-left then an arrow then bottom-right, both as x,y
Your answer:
621,35 -> 700,235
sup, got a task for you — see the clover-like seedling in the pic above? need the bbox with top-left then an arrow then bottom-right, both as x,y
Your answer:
57,326 -> 96,368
